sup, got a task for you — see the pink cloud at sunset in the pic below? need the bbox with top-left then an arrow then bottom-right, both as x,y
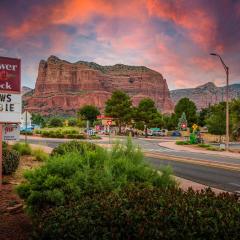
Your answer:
0,0 -> 239,89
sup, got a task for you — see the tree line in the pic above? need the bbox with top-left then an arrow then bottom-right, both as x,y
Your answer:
31,90 -> 240,139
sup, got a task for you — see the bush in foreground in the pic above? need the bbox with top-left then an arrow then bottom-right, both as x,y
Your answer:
17,140 -> 175,213
36,185 -> 240,240
50,140 -> 98,156
12,142 -> 32,156
2,148 -> 20,175
2,141 -> 8,150
32,148 -> 49,161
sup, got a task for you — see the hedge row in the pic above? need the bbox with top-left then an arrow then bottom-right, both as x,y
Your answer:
37,184 -> 240,240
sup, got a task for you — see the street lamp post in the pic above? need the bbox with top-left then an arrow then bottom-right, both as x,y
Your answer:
210,53 -> 229,151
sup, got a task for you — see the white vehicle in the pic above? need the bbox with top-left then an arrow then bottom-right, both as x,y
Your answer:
160,129 -> 168,136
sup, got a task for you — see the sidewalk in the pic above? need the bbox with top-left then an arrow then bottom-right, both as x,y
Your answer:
158,141 -> 240,159
174,176 -> 226,193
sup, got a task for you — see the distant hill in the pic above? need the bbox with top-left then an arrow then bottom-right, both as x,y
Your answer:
22,86 -> 33,95
170,82 -> 240,109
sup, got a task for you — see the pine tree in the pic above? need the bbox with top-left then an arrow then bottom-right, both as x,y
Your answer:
178,112 -> 188,130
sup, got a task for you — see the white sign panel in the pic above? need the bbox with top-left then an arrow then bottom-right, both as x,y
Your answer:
0,93 -> 21,123
2,124 -> 20,141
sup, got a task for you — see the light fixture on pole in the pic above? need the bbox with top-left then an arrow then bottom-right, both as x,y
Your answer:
210,53 -> 229,151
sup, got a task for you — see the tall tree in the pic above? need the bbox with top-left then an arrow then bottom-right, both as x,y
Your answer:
31,113 -> 46,127
206,102 -> 226,138
162,113 -> 177,130
105,91 -> 132,133
78,105 -> 100,124
197,107 -> 211,127
134,98 -> 162,137
230,98 -> 240,140
174,98 -> 197,127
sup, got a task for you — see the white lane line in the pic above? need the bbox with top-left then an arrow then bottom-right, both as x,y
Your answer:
147,148 -> 173,152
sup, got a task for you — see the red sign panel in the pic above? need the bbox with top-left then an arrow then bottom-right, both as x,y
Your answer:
107,120 -> 112,126
97,115 -> 113,119
0,56 -> 21,93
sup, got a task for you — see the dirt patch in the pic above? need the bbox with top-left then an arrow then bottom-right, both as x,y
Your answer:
0,156 -> 43,240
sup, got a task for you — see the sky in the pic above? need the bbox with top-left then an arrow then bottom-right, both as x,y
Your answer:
0,0 -> 240,90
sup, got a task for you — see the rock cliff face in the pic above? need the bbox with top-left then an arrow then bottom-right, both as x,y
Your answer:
170,82 -> 240,110
25,56 -> 174,115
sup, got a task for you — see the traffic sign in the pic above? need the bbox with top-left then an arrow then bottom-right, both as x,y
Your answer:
181,123 -> 187,129
192,124 -> 198,131
107,120 -> 112,126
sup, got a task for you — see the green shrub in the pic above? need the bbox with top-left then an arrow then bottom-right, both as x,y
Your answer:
206,146 -> 222,151
90,135 -> 101,140
17,139 -> 175,213
48,118 -> 63,127
198,143 -> 211,148
51,141 -> 97,156
62,129 -> 78,135
2,148 -> 20,175
68,118 -> 77,126
12,143 -> 32,156
66,134 -> 85,139
2,141 -> 8,150
41,130 -> 64,138
41,130 -> 50,137
32,148 -> 49,161
34,129 -> 42,134
176,140 -> 190,145
35,185 -> 240,240
49,131 -> 64,138
20,131 -> 33,135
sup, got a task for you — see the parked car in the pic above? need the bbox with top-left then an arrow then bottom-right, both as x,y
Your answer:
160,129 -> 168,136
171,131 -> 181,137
20,126 -> 33,132
152,131 -> 161,136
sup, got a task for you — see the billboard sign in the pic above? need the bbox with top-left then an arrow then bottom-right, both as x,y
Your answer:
0,93 -> 21,123
0,57 -> 21,93
2,124 -> 20,141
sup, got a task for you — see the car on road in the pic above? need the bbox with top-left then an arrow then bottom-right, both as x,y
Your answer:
171,130 -> 181,137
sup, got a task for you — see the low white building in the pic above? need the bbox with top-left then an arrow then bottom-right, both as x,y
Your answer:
20,111 -> 32,129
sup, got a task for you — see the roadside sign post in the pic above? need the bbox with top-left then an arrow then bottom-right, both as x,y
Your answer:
25,110 -> 27,143
0,56 -> 21,190
0,124 -> 2,188
107,120 -> 112,144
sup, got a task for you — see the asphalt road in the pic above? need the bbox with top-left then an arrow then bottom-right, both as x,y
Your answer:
146,157 -> 240,192
21,136 -> 240,193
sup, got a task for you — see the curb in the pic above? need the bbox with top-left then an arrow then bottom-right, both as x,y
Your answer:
145,152 -> 240,172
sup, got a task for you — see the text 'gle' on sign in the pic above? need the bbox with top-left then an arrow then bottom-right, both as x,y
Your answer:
0,93 -> 21,123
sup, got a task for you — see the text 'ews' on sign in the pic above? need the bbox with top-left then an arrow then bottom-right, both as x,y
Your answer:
0,93 -> 21,123
0,56 -> 21,93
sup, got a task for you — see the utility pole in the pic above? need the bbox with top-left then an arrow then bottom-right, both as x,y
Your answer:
25,111 -> 27,144
210,53 -> 229,151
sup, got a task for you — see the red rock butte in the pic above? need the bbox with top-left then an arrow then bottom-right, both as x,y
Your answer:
25,56 -> 174,115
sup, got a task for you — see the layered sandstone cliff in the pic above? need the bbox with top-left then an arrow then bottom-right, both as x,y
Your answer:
25,56 -> 174,115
